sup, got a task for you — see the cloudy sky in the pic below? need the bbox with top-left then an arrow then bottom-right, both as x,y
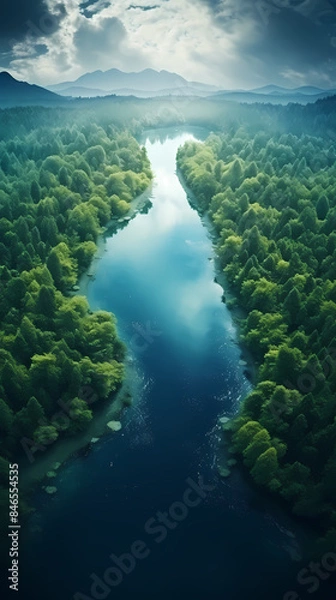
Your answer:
1,0 -> 336,88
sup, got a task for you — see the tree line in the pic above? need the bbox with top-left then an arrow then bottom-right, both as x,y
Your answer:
0,118 -> 152,542
177,127 -> 336,550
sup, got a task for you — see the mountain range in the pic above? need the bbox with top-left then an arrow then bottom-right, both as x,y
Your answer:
211,88 -> 336,105
1,69 -> 335,107
47,69 -> 336,104
47,68 -> 219,98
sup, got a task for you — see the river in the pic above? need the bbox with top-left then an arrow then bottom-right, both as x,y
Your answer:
20,127 -> 304,600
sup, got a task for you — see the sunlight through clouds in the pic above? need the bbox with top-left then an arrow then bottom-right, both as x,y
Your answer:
1,0 -> 336,87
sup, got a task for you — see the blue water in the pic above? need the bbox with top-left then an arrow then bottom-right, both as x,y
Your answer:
21,127 -> 305,600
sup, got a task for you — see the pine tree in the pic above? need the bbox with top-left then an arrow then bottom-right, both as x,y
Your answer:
36,285 -> 56,318
0,399 -> 14,435
283,287 -> 301,326
251,447 -> 279,486
30,180 -> 41,203
316,195 -> 329,220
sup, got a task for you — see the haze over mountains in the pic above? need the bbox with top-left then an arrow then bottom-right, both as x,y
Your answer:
47,68 -> 336,104
48,68 -> 219,98
212,87 -> 336,105
1,69 -> 336,108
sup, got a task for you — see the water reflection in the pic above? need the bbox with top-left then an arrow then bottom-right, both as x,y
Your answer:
140,126 -> 210,146
96,130 -> 232,350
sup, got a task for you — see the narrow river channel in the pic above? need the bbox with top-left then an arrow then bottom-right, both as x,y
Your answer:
21,127 -> 304,600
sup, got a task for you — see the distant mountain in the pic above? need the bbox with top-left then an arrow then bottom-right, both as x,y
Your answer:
212,86 -> 336,106
251,84 -> 292,95
0,72 -> 63,107
3,70 -> 334,108
251,84 -> 333,96
46,70 -> 336,105
48,68 -> 219,97
55,86 -> 217,99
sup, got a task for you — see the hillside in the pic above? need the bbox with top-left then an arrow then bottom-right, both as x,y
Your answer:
0,72 -> 64,107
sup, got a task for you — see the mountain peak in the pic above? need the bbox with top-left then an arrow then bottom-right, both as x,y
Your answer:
51,67 -> 191,94
0,71 -> 17,81
0,71 -> 63,107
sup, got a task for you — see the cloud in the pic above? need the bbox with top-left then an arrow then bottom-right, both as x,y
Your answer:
1,0 -> 336,88
73,15 -> 148,72
2,1 -> 150,84
74,17 -> 126,67
127,5 -> 160,10
197,0 -> 336,86
79,0 -> 111,18
0,0 -> 66,66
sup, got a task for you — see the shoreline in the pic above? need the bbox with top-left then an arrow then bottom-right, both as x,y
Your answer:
177,167 -> 259,483
20,184 -> 154,497
177,162 -> 314,562
20,363 -> 136,494
75,184 -> 154,296
212,253 -> 257,386
177,167 -> 258,387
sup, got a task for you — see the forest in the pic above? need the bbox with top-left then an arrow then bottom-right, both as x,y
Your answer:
177,127 -> 336,549
0,117 -> 152,542
1,93 -> 336,144
1,94 -> 336,561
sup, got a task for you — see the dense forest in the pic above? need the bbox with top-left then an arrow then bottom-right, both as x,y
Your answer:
1,94 -> 336,561
1,93 -> 336,144
0,118 -> 152,542
177,128 -> 336,548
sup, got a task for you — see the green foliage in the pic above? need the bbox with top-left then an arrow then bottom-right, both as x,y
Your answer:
0,120 -> 152,499
0,399 -> 14,435
178,127 -> 336,539
67,398 -> 93,433
251,447 -> 279,487
34,425 -> 59,445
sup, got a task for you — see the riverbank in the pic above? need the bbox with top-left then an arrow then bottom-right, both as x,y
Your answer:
177,167 -> 257,387
75,185 -> 153,296
212,255 -> 257,384
20,363 -> 137,494
20,185 -> 154,496
177,166 -> 259,484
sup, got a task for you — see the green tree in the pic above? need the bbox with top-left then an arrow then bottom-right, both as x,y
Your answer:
47,251 -> 63,289
36,285 -> 56,318
68,398 -> 93,432
283,287 -> 301,327
316,195 -> 329,220
30,180 -> 41,203
251,447 -> 279,486
243,428 -> 271,468
233,420 -> 263,453
34,425 -> 58,445
0,399 -> 14,435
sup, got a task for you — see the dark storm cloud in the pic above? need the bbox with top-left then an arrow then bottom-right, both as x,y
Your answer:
250,7 -> 336,67
79,0 -> 111,18
197,0 -> 336,84
0,1 -> 66,62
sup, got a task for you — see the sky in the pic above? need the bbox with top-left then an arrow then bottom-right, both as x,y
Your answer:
1,0 -> 336,89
